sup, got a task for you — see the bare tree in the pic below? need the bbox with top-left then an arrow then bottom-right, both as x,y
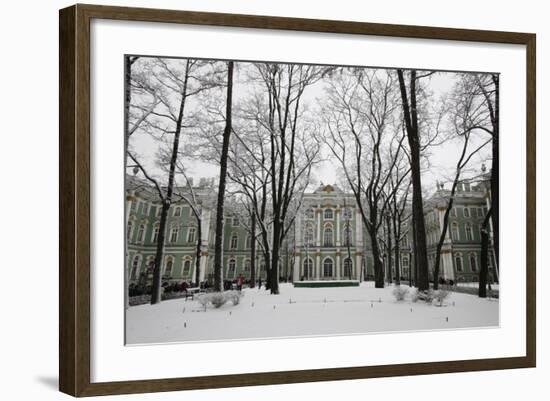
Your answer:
127,58 -> 217,304
479,207 -> 493,297
396,69 -> 435,291
323,68 -> 406,288
475,74 -> 499,278
432,75 -> 492,289
211,61 -> 235,291
248,63 -> 326,294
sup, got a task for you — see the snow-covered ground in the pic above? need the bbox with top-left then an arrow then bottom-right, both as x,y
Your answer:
126,282 -> 499,345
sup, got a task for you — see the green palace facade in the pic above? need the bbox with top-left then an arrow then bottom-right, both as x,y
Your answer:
126,177 -> 497,287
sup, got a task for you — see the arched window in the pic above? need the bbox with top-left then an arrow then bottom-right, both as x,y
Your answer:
323,226 -> 333,247
343,225 -> 352,246
152,223 -> 160,243
244,259 -> 251,271
146,258 -> 155,273
245,235 -> 252,249
130,255 -> 140,280
126,221 -> 133,240
228,259 -> 236,277
451,222 -> 459,241
343,258 -> 353,278
230,234 -> 238,249
303,258 -> 313,278
164,257 -> 173,276
465,223 -> 473,241
173,206 -> 181,217
187,227 -> 196,243
324,208 -> 333,219
305,208 -> 314,219
454,253 -> 463,272
169,227 -> 179,243
323,258 -> 333,278
182,259 -> 191,276
463,207 -> 470,218
469,253 -> 478,272
137,224 -> 145,242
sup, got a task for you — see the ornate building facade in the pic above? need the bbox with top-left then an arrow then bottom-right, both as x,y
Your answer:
126,177 -> 497,287
292,184 -> 364,282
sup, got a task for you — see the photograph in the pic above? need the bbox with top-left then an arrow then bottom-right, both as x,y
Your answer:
124,55 -> 500,345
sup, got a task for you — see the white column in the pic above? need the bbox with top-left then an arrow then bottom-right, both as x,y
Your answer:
316,253 -> 321,280
336,253 -> 341,279
199,253 -> 207,282
316,207 -> 321,247
355,254 -> 362,281
336,209 -> 341,246
442,251 -> 455,280
294,254 -> 301,282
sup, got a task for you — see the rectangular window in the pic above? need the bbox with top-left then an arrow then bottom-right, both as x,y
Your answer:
230,235 -> 238,249
170,228 -> 179,243
464,207 -> 470,218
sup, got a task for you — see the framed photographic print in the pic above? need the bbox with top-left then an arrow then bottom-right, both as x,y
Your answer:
59,3 -> 536,397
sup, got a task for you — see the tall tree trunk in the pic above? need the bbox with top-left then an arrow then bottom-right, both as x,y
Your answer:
270,223 -> 281,294
479,208 -> 493,297
213,61 -> 234,292
490,74 -> 499,279
386,213 -> 392,285
394,226 -> 401,285
150,62 -> 189,305
433,183 -> 459,290
250,211 -> 256,288
397,69 -> 430,291
412,215 -> 417,287
194,221 -> 202,285
369,226 -> 385,288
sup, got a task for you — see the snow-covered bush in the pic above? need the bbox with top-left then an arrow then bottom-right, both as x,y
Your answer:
196,293 -> 210,311
196,291 -> 244,309
392,285 -> 409,301
417,289 -> 435,303
433,289 -> 450,307
410,288 -> 419,303
209,292 -> 227,308
225,290 -> 244,305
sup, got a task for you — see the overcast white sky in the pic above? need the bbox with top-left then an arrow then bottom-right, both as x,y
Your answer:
128,58 -> 493,194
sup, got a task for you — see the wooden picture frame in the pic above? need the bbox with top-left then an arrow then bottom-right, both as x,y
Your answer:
59,3 -> 536,397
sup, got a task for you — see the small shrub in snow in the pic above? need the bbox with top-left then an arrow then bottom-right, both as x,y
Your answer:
433,289 -> 450,307
417,289 -> 435,303
196,293 -> 210,311
225,290 -> 244,305
410,288 -> 419,303
392,285 -> 409,301
209,292 -> 227,308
